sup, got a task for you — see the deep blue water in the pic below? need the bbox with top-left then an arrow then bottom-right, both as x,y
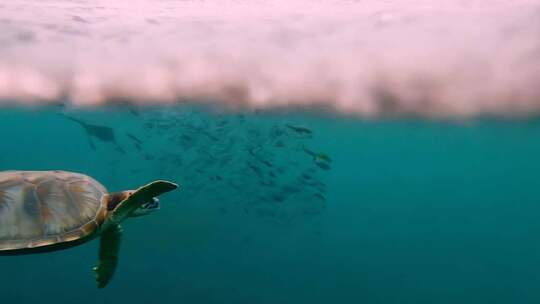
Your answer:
1,106 -> 540,303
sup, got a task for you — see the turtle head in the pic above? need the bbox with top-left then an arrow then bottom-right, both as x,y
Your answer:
131,197 -> 160,217
107,191 -> 160,218
106,181 -> 178,223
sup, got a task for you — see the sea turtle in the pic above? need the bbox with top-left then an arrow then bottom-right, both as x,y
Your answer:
0,170 -> 178,288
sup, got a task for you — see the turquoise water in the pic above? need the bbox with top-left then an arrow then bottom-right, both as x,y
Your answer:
2,106 -> 540,303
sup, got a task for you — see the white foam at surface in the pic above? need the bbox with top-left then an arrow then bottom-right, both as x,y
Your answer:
0,0 -> 539,117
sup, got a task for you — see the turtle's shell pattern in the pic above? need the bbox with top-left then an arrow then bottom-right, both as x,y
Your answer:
0,171 -> 108,251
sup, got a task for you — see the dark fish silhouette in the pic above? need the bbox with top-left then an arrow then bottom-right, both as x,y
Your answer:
275,140 -> 285,148
144,122 -> 155,129
133,142 -> 142,151
183,124 -> 220,141
315,161 -> 331,171
313,193 -> 326,201
196,168 -> 205,174
181,134 -> 193,142
301,173 -> 312,180
247,163 -> 263,178
128,108 -> 141,117
302,180 -> 326,193
127,133 -> 143,145
61,114 -> 117,149
115,146 -> 126,154
261,159 -> 273,168
217,120 -> 229,127
272,194 -> 285,203
303,146 -> 332,163
286,124 -> 313,135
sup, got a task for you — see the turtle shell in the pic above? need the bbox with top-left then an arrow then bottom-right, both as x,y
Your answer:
0,171 -> 108,251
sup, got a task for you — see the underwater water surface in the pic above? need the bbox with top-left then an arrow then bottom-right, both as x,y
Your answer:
1,106 -> 540,303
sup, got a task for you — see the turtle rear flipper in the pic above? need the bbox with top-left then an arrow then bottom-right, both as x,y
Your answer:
111,180 -> 178,223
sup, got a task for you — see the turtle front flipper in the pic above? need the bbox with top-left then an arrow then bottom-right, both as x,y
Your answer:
93,180 -> 177,288
110,180 -> 178,223
94,224 -> 122,288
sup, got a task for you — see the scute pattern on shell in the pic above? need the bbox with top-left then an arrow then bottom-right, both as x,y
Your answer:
0,171 -> 108,250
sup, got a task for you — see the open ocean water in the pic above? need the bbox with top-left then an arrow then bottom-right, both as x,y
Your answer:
2,0 -> 540,303
1,106 -> 540,303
